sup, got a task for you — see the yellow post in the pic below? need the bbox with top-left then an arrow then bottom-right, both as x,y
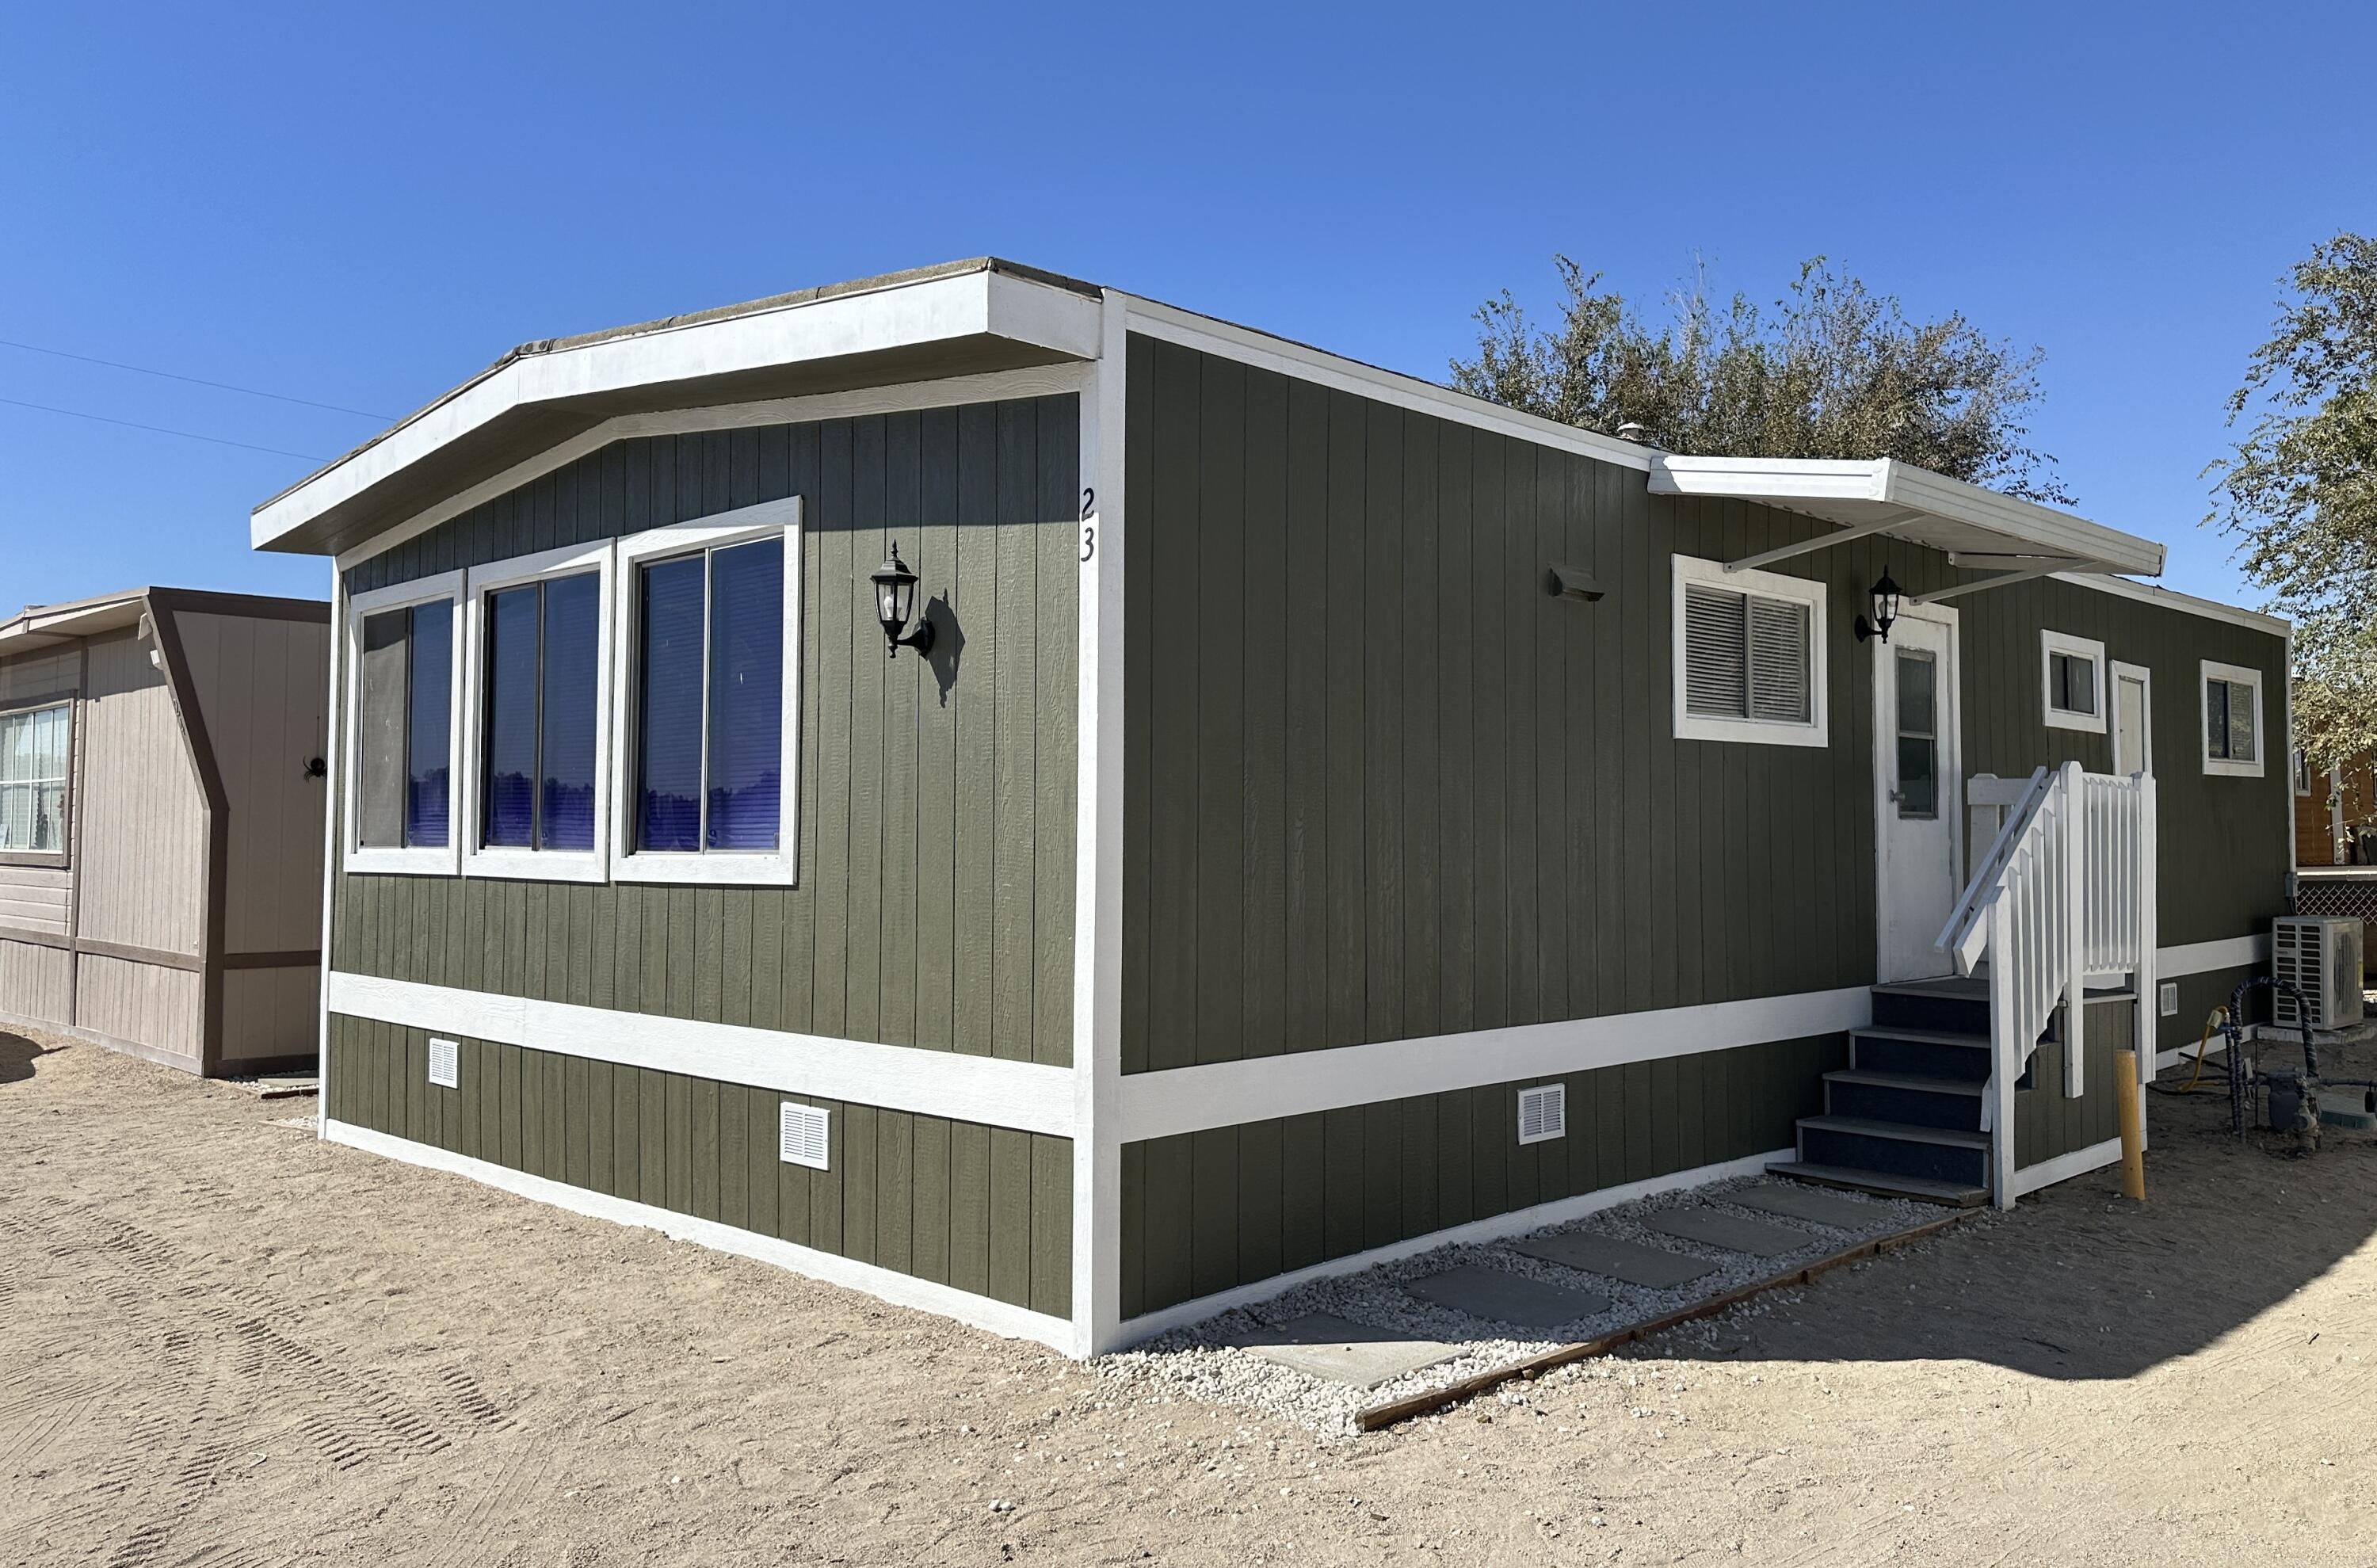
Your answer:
2113,1048 -> 2146,1201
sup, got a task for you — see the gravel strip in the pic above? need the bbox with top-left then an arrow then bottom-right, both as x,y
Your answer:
1094,1174 -> 1959,1436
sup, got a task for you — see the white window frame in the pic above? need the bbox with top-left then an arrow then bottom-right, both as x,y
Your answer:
2039,628 -> 2108,734
2200,658 -> 2266,779
460,540 -> 616,883
610,496 -> 803,887
1670,553 -> 1829,748
343,570 -> 466,876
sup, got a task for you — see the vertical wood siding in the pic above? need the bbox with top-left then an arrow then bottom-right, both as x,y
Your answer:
0,938 -> 72,1026
221,967 -> 318,1064
325,1013 -> 1071,1316
74,632 -> 206,958
75,952 -> 203,1062
1118,1035 -> 1844,1319
334,397 -> 1078,1067
2014,997 -> 2131,1170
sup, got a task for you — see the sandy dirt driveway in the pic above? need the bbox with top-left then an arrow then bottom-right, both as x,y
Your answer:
5,1024 -> 2376,1566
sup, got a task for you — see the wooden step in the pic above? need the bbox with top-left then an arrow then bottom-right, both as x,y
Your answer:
1766,1161 -> 1989,1208
1797,1116 -> 1990,1188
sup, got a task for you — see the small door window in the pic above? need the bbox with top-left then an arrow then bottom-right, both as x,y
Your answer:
1894,649 -> 1938,819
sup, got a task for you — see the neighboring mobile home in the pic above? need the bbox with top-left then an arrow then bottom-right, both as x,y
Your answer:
254,260 -> 2293,1356
0,587 -> 330,1075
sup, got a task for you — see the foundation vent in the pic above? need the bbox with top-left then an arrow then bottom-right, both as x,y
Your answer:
1517,1082 -> 1566,1145
428,1037 -> 460,1089
2158,982 -> 2179,1017
779,1101 -> 831,1169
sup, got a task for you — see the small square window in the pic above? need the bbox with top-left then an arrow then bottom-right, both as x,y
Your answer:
2040,630 -> 2107,733
2202,661 -> 2264,777
0,700 -> 71,859
1671,556 -> 1828,747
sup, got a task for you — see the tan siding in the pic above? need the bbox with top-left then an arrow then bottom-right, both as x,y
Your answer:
220,965 -> 318,1063
0,937 -> 73,1028
0,649 -> 77,703
75,952 -> 202,1061
74,633 -> 205,956
0,865 -> 70,936
172,611 -> 329,954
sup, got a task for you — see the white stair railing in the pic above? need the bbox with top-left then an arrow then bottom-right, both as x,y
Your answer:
1936,761 -> 2157,1208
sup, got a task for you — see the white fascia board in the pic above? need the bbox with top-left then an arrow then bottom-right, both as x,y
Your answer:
254,270 -> 1105,551
1650,456 -> 1891,501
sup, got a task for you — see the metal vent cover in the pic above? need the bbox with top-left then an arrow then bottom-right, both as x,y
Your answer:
779,1101 -> 831,1169
2158,981 -> 2179,1017
1517,1082 -> 1566,1145
428,1037 -> 460,1089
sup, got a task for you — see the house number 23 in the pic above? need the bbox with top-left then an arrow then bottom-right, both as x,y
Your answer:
1080,488 -> 1096,562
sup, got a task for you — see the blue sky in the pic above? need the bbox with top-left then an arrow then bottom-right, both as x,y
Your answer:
3,2 -> 2370,612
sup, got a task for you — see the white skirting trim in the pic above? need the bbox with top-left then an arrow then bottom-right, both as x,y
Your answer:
326,971 -> 1076,1138
1116,988 -> 1871,1143
320,1118 -> 1077,1354
1104,1146 -> 1791,1352
2009,1135 -> 2125,1198
2157,934 -> 2270,978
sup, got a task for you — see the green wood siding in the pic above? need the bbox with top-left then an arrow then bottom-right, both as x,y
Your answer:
2016,997 -> 2132,1170
332,397 -> 1079,1067
326,1013 -> 1070,1315
1117,1035 -> 1844,1320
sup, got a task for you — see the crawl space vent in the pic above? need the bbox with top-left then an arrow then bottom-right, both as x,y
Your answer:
2158,982 -> 2180,1017
779,1101 -> 831,1169
1517,1082 -> 1566,1145
427,1037 -> 460,1089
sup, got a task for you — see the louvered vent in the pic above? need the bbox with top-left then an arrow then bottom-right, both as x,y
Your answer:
779,1101 -> 831,1169
428,1037 -> 460,1089
1517,1082 -> 1566,1146
1685,585 -> 1810,724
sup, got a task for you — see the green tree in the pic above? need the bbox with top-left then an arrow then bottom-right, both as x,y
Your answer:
1450,255 -> 2072,503
2211,232 -> 2377,771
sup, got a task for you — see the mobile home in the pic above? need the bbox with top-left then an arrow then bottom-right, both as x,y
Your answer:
254,260 -> 2292,1355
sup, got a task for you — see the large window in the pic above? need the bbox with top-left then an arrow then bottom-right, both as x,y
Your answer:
0,701 -> 70,858
2202,659 -> 2265,778
462,542 -> 611,880
2040,629 -> 2107,734
1671,555 -> 1828,746
346,574 -> 463,875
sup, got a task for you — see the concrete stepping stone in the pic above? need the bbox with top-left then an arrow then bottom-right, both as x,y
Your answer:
1723,1182 -> 1883,1230
1640,1204 -> 1813,1258
1238,1313 -> 1463,1388
1511,1230 -> 1720,1290
1401,1265 -> 1610,1330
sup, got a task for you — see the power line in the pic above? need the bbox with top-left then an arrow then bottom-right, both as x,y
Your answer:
0,337 -> 392,420
0,395 -> 323,461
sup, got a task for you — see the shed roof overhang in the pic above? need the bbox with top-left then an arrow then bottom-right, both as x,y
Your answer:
250,258 -> 1106,559
1648,455 -> 2166,597
0,588 -> 151,654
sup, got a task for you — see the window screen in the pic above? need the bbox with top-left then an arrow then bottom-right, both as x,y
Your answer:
357,601 -> 452,850
1685,584 -> 1811,726
634,537 -> 784,854
0,703 -> 69,853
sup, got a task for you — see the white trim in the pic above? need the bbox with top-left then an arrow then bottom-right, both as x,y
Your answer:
1112,294 -> 1656,473
1872,601 -> 1963,982
325,971 -> 1075,1137
1113,1146 -> 1791,1346
322,1118 -> 1072,1352
2158,933 -> 2271,977
609,497 -> 803,887
2055,571 -> 2291,638
460,538 -> 616,883
2009,1135 -> 2124,1199
2111,661 -> 2154,777
1669,553 -> 1829,748
2200,658 -> 2267,779
342,570 -> 466,876
317,559 -> 344,1136
1114,986 -> 1871,1144
2039,628 -> 2108,734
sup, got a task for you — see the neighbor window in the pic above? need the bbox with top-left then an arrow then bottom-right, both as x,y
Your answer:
1671,555 -> 1827,746
2202,660 -> 2264,777
2040,630 -> 2107,733
0,701 -> 70,857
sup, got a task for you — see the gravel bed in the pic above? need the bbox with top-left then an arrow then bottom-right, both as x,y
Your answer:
1094,1173 -> 1958,1436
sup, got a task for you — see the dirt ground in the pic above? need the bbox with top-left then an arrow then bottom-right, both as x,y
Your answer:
6,1026 -> 2377,1566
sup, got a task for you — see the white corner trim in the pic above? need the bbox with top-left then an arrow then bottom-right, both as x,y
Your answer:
343,571 -> 466,877
2200,658 -> 2268,779
1113,986 -> 1871,1145
2157,933 -> 2272,978
2009,1135 -> 2125,1199
322,1118 -> 1073,1353
1106,1146 -> 1791,1351
2039,628 -> 2108,734
318,559 -> 344,1137
1670,552 -> 1829,748
2055,572 -> 2291,637
325,971 -> 1077,1137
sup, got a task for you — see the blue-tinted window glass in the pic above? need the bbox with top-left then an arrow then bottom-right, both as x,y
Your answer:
405,601 -> 452,848
706,537 -> 783,851
481,586 -> 538,848
539,573 -> 601,851
637,555 -> 706,851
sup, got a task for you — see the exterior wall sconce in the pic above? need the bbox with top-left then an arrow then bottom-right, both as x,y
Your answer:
1546,562 -> 1604,602
1854,568 -> 1902,643
871,541 -> 936,659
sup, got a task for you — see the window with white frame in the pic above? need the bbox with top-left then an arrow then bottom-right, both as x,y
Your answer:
0,700 -> 71,858
2040,629 -> 2106,733
612,497 -> 801,884
346,573 -> 464,874
462,541 -> 612,881
1672,555 -> 1827,746
2201,659 -> 2264,777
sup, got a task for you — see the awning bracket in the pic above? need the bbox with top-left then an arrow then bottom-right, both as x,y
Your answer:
1723,509 -> 1924,574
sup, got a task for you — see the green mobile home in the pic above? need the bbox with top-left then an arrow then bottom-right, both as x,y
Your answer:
253,260 -> 2293,1355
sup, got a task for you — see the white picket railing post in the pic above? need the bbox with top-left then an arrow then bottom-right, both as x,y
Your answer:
2062,762 -> 2086,1098
2135,773 -> 2158,1150
1989,892 -> 2018,1209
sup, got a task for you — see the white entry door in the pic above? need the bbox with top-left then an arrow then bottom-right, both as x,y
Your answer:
1875,609 -> 1964,982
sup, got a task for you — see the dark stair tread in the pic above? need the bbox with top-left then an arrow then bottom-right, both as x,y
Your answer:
1766,1161 -> 1989,1208
1871,978 -> 1989,998
1797,1115 -> 1990,1149
1825,1069 -> 1985,1097
1852,1026 -> 1990,1047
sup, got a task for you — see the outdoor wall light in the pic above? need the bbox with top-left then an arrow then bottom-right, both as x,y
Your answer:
1854,568 -> 1902,643
871,540 -> 936,659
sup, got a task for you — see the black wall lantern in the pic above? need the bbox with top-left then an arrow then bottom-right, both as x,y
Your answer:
1854,568 -> 1902,643
872,540 -> 936,659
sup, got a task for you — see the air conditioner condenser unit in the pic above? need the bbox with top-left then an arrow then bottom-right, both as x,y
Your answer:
2272,916 -> 2366,1032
